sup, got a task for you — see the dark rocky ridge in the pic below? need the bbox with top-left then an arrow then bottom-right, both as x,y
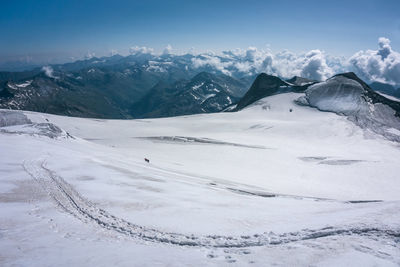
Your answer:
286,76 -> 317,86
234,73 -> 315,110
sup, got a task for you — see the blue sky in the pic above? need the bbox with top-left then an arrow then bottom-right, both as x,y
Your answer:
1,0 -> 400,64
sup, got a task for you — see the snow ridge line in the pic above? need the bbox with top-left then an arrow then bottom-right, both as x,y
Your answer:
23,158 -> 400,248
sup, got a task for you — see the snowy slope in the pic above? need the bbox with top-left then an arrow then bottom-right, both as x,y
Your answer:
298,73 -> 400,142
1,93 -> 400,266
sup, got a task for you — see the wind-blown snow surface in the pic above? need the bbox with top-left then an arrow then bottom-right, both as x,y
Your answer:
1,93 -> 400,266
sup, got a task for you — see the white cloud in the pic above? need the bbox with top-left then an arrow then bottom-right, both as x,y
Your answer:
85,52 -> 95,59
110,49 -> 118,56
270,49 -> 337,80
42,66 -> 55,78
191,55 -> 233,75
125,44 -> 331,79
129,46 -> 154,55
234,61 -> 252,73
190,47 -> 337,81
378,37 -> 391,59
245,47 -> 258,61
349,37 -> 400,86
163,44 -> 173,55
120,38 -> 399,85
300,50 -> 334,81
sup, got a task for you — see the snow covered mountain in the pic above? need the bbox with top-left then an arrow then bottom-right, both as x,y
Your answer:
296,72 -> 400,142
131,72 -> 243,118
1,51 -> 400,123
1,86 -> 400,265
0,68 -> 161,119
228,71 -> 400,143
0,54 -> 253,118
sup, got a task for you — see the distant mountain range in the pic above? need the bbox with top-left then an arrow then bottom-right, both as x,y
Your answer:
131,72 -> 246,118
0,54 -> 254,118
0,53 -> 399,119
369,81 -> 400,99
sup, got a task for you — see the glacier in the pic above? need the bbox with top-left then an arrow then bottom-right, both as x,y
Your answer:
297,73 -> 400,142
1,92 -> 400,266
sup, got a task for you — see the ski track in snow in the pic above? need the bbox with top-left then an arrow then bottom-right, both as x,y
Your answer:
23,157 -> 400,249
